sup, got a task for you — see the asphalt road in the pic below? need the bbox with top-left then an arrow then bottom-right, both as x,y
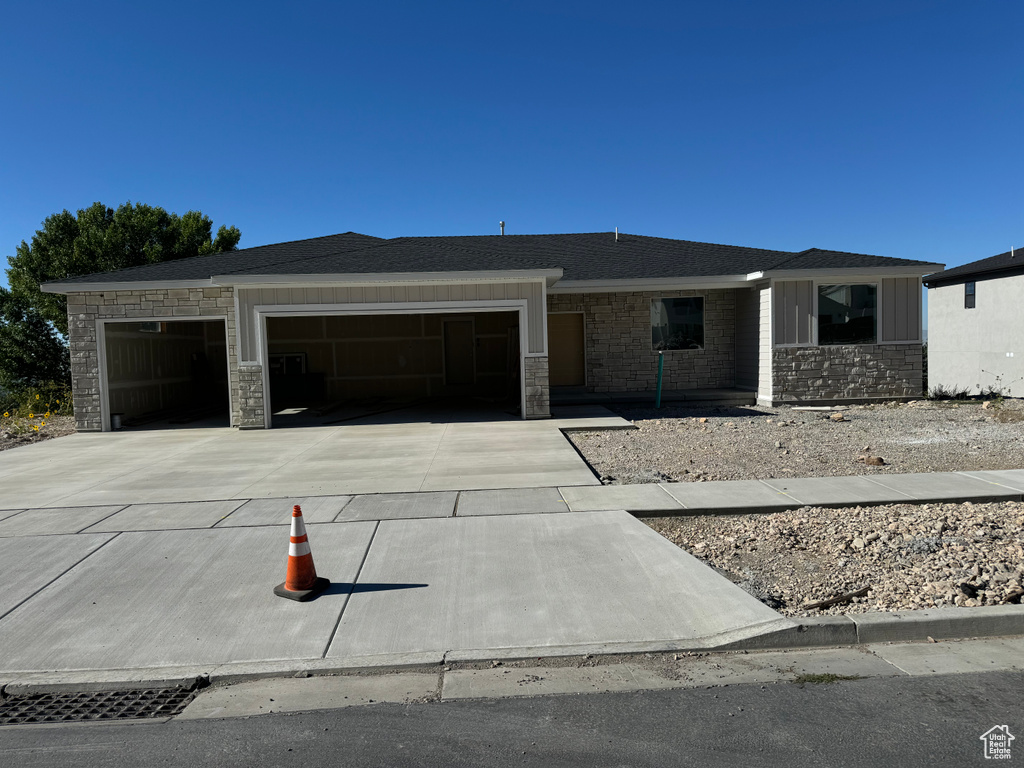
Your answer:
1,671 -> 1020,767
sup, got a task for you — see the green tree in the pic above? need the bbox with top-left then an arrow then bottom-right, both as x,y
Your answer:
0,289 -> 71,390
7,201 -> 241,338
1,201 -> 240,387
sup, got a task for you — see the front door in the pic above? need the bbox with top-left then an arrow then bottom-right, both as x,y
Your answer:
547,312 -> 586,387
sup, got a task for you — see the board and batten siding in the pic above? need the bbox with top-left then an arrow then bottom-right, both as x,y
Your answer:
236,281 -> 546,361
734,287 -> 759,390
880,277 -> 922,342
772,280 -> 814,346
772,277 -> 921,346
757,284 -> 772,400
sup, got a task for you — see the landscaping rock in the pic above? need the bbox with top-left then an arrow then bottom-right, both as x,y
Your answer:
567,400 -> 1024,484
642,499 -> 1024,618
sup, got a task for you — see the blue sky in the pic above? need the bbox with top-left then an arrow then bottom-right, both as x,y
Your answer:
1,0 -> 1021,284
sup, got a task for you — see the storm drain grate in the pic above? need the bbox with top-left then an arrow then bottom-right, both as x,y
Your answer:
0,688 -> 195,725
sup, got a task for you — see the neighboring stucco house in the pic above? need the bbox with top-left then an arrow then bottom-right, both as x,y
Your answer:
42,231 -> 941,431
924,246 -> 1024,397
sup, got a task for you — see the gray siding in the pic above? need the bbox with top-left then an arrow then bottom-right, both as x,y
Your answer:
772,280 -> 814,346
236,281 -> 546,361
880,277 -> 922,342
734,287 -> 759,390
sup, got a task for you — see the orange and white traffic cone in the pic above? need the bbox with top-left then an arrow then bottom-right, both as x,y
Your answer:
273,505 -> 329,601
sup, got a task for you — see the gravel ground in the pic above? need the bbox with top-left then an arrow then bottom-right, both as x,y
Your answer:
644,500 -> 1024,617
0,416 -> 76,452
569,398 -> 1024,484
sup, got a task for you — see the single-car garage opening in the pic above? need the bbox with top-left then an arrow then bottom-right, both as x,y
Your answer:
102,320 -> 230,429
265,311 -> 522,424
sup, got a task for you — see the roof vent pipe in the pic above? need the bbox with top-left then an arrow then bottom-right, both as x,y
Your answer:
499,221 -> 505,236
615,227 -> 618,242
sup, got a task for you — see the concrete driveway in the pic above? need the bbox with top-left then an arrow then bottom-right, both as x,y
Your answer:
0,407 -> 619,509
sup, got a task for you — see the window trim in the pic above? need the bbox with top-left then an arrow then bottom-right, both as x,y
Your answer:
813,282 -> 879,347
651,296 -> 706,352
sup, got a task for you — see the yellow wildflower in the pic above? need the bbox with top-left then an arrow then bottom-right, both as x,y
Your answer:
33,425 -> 39,431
41,422 -> 46,427
45,412 -> 50,417
29,413 -> 34,418
2,412 -> 7,418
36,394 -> 40,400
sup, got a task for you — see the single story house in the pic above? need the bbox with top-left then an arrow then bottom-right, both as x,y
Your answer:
42,231 -> 942,431
924,246 -> 1024,397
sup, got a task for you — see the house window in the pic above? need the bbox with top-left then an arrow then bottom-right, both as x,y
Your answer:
652,297 -> 704,350
817,284 -> 876,345
965,282 -> 976,309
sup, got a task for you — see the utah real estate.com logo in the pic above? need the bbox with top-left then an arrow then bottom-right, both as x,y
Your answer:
980,726 -> 1014,760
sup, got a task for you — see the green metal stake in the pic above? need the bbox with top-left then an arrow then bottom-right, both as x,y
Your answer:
655,350 -> 665,408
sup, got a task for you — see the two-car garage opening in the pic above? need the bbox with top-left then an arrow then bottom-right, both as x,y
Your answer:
264,311 -> 523,424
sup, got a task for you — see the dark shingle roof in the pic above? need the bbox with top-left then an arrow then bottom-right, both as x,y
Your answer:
278,233 -> 798,281
765,248 -> 928,272
48,230 -> 940,287
923,247 -> 1024,285
53,232 -> 384,285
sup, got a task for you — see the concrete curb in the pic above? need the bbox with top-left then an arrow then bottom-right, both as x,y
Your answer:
716,605 -> 1024,651
849,605 -> 1024,644
2,607 -> 1020,695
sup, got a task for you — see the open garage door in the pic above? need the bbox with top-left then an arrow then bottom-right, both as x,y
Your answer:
102,320 -> 231,429
264,311 -> 522,425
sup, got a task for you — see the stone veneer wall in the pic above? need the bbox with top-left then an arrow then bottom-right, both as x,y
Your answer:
67,287 -> 240,431
546,290 -> 736,392
523,356 -> 550,418
237,364 -> 265,428
771,344 -> 923,403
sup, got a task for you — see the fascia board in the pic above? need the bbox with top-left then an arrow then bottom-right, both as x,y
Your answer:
549,275 -> 751,293
757,266 -> 944,281
923,264 -> 1024,287
42,279 -> 214,294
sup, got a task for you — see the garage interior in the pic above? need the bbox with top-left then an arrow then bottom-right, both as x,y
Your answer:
264,311 -> 522,424
103,320 -> 230,428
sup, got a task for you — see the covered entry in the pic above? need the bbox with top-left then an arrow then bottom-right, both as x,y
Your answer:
263,310 -> 522,422
101,319 -> 230,429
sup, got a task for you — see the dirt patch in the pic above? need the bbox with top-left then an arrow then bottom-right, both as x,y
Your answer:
643,501 -> 1024,618
568,399 -> 1024,483
0,416 -> 77,452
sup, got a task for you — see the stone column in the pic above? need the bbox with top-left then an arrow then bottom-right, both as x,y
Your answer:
237,363 -> 266,428
524,356 -> 550,418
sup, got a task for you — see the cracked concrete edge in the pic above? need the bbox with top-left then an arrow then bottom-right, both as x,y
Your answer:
2,607 -> 1021,695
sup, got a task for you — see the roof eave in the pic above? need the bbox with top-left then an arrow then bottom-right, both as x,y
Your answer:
549,275 -> 752,293
923,262 -> 1024,287
42,278 -> 215,294
752,265 -> 944,281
